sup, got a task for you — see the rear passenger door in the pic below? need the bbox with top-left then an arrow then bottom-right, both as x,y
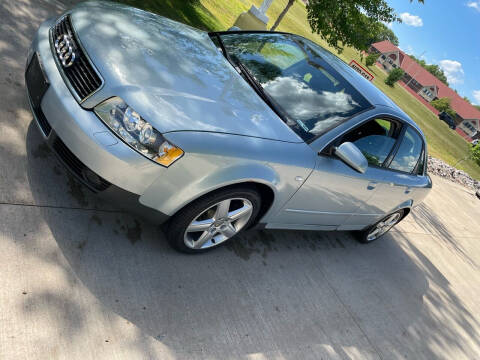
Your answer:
366,125 -> 429,215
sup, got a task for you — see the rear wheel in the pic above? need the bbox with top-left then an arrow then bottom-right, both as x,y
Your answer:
167,187 -> 261,253
356,210 -> 404,244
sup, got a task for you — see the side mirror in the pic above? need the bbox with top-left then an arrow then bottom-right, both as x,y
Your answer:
334,142 -> 368,173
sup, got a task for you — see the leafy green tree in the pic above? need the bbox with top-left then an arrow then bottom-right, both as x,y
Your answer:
269,0 -> 423,52
365,52 -> 379,67
303,0 -> 423,52
474,105 -> 480,111
409,54 -> 449,86
385,68 -> 404,86
431,97 -> 456,118
463,96 -> 471,103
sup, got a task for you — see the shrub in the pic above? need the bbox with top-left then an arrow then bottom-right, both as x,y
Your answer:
471,145 -> 480,166
385,68 -> 404,86
365,53 -> 379,67
431,97 -> 457,119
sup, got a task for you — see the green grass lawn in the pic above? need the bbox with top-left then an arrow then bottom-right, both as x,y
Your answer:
119,0 -> 480,180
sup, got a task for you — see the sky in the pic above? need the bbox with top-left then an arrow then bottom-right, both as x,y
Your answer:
386,0 -> 480,104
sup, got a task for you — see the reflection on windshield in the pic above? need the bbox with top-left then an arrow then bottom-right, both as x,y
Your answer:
262,76 -> 360,134
220,33 -> 371,141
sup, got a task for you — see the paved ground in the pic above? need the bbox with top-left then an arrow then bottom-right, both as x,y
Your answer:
1,1 -> 480,359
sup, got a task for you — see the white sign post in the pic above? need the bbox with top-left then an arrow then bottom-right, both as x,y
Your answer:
248,0 -> 275,26
259,0 -> 275,14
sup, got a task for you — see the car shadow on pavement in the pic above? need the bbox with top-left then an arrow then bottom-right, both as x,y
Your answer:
23,122 -> 480,359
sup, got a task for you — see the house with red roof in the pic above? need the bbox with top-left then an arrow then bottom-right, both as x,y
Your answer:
369,40 -> 480,142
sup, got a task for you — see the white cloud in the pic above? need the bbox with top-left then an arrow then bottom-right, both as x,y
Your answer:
467,1 -> 480,11
383,21 -> 394,29
400,12 -> 423,27
439,59 -> 465,84
472,90 -> 480,105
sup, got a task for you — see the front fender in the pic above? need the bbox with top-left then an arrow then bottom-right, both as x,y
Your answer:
139,131 -> 315,217
140,158 -> 280,216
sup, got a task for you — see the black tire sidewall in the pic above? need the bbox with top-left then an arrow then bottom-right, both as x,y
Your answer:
166,187 -> 262,253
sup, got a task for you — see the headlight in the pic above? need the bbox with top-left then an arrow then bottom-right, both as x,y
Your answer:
94,97 -> 183,167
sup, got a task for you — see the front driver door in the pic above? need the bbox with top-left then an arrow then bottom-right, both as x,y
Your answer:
273,118 -> 402,229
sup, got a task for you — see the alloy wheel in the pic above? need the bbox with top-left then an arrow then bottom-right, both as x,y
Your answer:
183,198 -> 253,249
366,212 -> 402,241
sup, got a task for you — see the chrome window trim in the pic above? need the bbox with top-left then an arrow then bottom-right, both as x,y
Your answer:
49,14 -> 105,106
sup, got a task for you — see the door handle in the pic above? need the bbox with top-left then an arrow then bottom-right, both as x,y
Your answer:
389,182 -> 403,187
367,181 -> 378,190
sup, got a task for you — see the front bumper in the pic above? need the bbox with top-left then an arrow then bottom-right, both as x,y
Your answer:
26,18 -> 169,224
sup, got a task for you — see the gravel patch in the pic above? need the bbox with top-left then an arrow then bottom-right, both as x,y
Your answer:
428,156 -> 480,191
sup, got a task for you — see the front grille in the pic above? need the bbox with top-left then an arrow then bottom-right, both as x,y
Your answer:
51,15 -> 103,102
52,136 -> 111,192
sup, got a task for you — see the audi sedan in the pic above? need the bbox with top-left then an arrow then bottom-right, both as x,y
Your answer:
26,1 -> 431,253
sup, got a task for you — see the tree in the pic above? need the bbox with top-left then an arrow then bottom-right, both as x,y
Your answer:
385,68 -> 404,86
305,0 -> 423,52
463,96 -> 471,103
409,54 -> 449,86
270,0 -> 423,52
365,52 -> 379,67
270,0 -> 295,31
431,97 -> 456,118
368,22 -> 399,46
474,105 -> 480,111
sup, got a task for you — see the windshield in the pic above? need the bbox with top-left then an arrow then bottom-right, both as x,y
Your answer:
219,33 -> 371,142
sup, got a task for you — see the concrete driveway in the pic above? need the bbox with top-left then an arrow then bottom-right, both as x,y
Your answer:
1,1 -> 480,359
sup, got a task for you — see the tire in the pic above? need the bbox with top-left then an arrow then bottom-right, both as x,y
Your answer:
356,209 -> 405,244
167,186 -> 262,253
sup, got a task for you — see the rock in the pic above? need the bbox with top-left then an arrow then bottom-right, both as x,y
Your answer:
427,156 -> 480,192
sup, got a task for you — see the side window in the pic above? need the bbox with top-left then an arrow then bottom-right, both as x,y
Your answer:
341,118 -> 399,166
389,126 -> 423,173
416,150 -> 426,175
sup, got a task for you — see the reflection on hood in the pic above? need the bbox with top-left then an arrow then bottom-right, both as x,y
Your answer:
262,76 -> 361,134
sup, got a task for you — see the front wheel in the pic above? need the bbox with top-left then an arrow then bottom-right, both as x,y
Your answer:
167,187 -> 262,253
356,209 -> 405,244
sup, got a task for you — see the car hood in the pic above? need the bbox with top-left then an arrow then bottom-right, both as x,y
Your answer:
70,2 -> 300,142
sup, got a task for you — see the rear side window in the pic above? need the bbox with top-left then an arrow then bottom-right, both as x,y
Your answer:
389,127 -> 423,173
416,150 -> 426,175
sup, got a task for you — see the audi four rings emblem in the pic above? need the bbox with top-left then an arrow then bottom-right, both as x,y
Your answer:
54,34 -> 76,68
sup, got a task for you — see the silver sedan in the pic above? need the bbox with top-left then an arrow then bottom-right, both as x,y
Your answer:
25,1 -> 431,253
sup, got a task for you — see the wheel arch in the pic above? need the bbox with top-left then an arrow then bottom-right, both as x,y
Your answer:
140,162 -> 281,222
168,181 -> 276,225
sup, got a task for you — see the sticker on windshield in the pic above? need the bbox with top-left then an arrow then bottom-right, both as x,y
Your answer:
297,120 -> 309,132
